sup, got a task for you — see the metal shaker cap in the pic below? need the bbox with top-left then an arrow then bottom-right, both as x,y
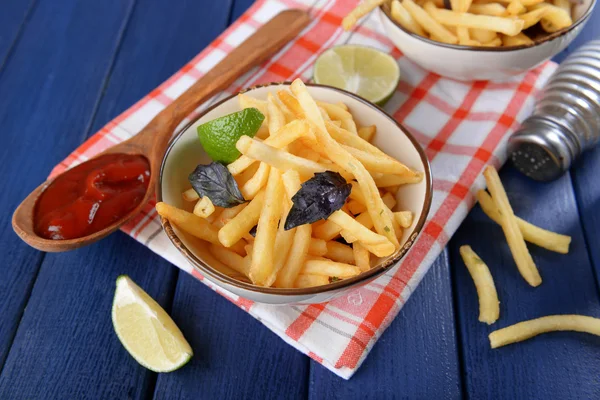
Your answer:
507,117 -> 580,182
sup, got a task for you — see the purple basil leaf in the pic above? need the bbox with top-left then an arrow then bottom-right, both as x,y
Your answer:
284,171 -> 351,230
188,162 -> 246,208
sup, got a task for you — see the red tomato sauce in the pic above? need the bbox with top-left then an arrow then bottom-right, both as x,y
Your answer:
35,154 -> 150,240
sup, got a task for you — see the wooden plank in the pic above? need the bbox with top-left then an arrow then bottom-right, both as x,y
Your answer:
449,166 -> 600,399
0,0 -> 135,370
308,251 -> 463,399
153,273 -> 309,400
571,148 -> 600,291
0,233 -> 177,399
0,0 -> 36,66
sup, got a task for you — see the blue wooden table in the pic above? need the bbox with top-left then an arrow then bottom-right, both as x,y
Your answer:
1,1 -> 599,398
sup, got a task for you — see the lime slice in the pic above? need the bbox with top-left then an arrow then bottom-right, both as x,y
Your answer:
112,275 -> 193,373
197,107 -> 265,163
313,45 -> 400,106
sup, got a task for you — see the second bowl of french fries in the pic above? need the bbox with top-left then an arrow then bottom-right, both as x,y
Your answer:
345,0 -> 595,80
156,81 -> 432,305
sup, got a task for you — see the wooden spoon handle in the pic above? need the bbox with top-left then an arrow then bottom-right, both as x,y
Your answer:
134,9 -> 310,160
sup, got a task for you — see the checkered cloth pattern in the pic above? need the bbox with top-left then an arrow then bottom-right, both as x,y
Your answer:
50,0 -> 557,379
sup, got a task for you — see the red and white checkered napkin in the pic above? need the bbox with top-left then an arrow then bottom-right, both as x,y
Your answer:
50,0 -> 557,379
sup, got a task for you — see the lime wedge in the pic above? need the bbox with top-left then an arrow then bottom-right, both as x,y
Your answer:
313,45 -> 400,106
112,275 -> 193,373
197,107 -> 265,164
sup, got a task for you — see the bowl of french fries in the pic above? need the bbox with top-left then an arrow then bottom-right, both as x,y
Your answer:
343,0 -> 595,80
156,80 -> 432,304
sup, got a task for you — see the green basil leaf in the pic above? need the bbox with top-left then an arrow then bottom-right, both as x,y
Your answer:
188,162 -> 246,208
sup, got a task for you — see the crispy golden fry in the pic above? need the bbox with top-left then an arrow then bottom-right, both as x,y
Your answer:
275,170 -> 311,288
267,92 -> 286,135
468,2 -> 507,15
240,162 -> 270,199
477,190 -> 571,253
386,184 -> 401,194
460,245 -> 500,325
404,0 -> 459,44
373,172 -> 424,187
314,211 -> 373,241
291,79 -> 398,247
470,28 -> 498,43
519,7 -> 549,29
302,259 -> 361,278
277,90 -> 304,118
308,238 -> 328,256
348,199 -> 368,215
193,197 -> 215,218
553,0 -> 572,15
218,192 -> 264,248
238,93 -> 269,116
507,0 -> 526,14
457,27 -> 471,44
474,0 -> 542,5
481,37 -> 502,46
484,166 -> 541,287
353,242 -> 371,272
209,244 -> 251,277
336,102 -> 349,111
234,162 -> 260,187
342,0 -> 387,30
394,211 -> 414,228
382,192 -> 397,210
501,31 -> 533,45
156,202 -> 219,244
250,169 -> 284,286
295,146 -> 321,162
182,187 -> 199,202
202,244 -> 248,281
489,315 -> 600,349
215,203 -> 246,226
236,136 -> 328,179
325,241 -> 355,264
349,181 -> 367,205
358,125 -> 377,142
425,2 -> 525,35
228,119 -> 315,175
531,3 -> 572,32
391,0 -> 427,35
294,274 -> 330,288
319,106 -> 331,121
328,211 -> 395,256
206,207 -> 223,224
318,102 -> 358,134
266,191 -> 296,286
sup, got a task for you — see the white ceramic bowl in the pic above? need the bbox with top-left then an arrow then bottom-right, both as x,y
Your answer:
379,0 -> 596,81
158,83 -> 432,304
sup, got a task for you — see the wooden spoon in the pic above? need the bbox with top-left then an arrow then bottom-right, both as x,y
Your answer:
13,9 -> 310,252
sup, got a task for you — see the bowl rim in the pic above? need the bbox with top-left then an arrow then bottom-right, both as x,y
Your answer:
157,82 -> 433,296
379,0 -> 596,52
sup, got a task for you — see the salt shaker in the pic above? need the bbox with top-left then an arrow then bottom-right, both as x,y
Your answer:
508,40 -> 600,181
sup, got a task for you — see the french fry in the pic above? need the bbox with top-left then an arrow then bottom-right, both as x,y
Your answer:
237,136 -> 328,179
250,169 -> 284,286
317,102 -> 358,134
404,0 -> 459,44
553,0 -> 572,15
302,259 -> 361,278
267,92 -> 286,135
234,162 -> 260,187
309,238 -> 328,256
519,7 -> 549,29
294,274 -> 330,288
481,37 -> 503,46
358,125 -> 377,142
319,106 -> 331,121
291,79 -> 399,247
295,146 -> 321,162
476,190 -> 571,253
156,202 -> 219,245
218,192 -> 264,248
394,211 -> 414,228
457,27 -> 472,44
209,243 -> 251,277
314,211 -> 373,241
275,171 -> 312,288
336,102 -> 349,111
425,2 -> 525,35
277,90 -> 304,118
206,207 -> 222,224
215,203 -> 246,226
391,0 -> 427,35
353,242 -> 371,272
238,93 -> 269,117
349,181 -> 367,205
531,3 -> 572,32
460,245 -> 500,325
348,199 -> 368,215
325,241 -> 355,264
342,0 -> 387,30
386,184 -> 401,195
202,244 -> 248,281
468,2 -> 507,15
382,192 -> 397,210
489,315 -> 600,349
182,187 -> 199,202
193,196 -> 215,218
373,172 -> 424,187
508,0 -> 526,13
501,31 -> 533,45
240,162 -> 270,199
328,211 -> 394,256
484,166 -> 541,287
468,28 -> 497,44
228,119 -> 314,175
266,198 -> 296,286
